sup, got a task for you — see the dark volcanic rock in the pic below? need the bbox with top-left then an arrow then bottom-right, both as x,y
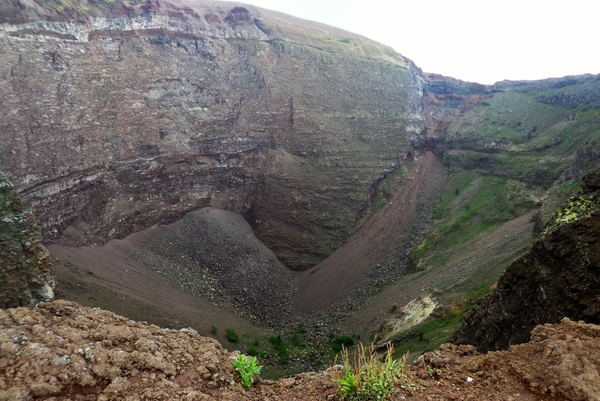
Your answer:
451,166 -> 600,352
583,166 -> 600,191
128,207 -> 295,325
0,172 -> 56,308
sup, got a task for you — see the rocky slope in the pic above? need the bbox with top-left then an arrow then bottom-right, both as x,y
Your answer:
0,172 -> 55,309
451,166 -> 600,352
125,207 -> 296,325
50,206 -> 296,327
354,74 -> 600,356
1,300 -> 600,400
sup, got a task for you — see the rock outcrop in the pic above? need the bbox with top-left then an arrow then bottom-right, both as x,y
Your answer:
371,295 -> 437,346
416,318 -> 600,401
0,300 -> 340,401
419,72 -> 490,139
0,172 -> 55,309
451,165 -> 600,352
0,300 -> 240,400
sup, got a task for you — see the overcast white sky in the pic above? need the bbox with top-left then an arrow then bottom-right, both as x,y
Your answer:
228,0 -> 599,84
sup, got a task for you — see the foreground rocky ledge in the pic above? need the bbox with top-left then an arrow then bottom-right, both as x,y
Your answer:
0,300 -> 338,401
2,301 -> 600,400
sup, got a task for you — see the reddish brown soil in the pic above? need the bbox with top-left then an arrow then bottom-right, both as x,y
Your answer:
406,318 -> 600,401
295,150 -> 447,313
1,301 -> 599,400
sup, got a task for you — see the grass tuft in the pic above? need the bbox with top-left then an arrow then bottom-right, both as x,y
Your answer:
333,343 -> 417,400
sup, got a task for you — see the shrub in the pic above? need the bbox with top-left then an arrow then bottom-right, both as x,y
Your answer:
211,325 -> 218,335
268,336 -> 288,364
247,343 -> 258,357
333,343 -> 414,400
331,336 -> 354,352
290,333 -> 304,347
226,328 -> 239,343
232,354 -> 262,388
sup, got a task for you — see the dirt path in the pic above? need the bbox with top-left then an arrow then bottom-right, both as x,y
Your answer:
295,150 -> 447,312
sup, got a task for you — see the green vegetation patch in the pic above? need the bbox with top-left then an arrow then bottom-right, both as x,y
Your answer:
412,172 -> 540,269
390,283 -> 494,359
544,195 -> 598,236
442,90 -> 600,187
226,328 -> 239,343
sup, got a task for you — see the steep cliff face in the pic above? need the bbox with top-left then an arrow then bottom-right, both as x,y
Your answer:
0,172 -> 56,308
0,0 -> 423,270
420,72 -> 490,139
451,166 -> 600,352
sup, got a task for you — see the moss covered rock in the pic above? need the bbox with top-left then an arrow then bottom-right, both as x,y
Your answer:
0,172 -> 56,309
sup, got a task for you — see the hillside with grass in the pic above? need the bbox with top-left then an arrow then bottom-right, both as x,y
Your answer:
369,75 -> 600,358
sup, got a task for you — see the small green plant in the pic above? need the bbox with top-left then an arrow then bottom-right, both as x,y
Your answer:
268,336 -> 288,364
426,365 -> 442,379
226,328 -> 239,343
331,336 -> 354,352
333,343 -> 415,400
337,366 -> 358,399
211,325 -> 218,335
247,343 -> 258,357
232,354 -> 262,388
290,332 -> 304,347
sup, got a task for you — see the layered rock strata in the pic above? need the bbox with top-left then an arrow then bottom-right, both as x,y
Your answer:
0,0 -> 424,270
